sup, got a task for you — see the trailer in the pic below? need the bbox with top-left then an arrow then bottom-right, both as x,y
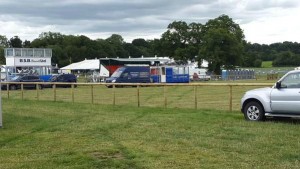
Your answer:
150,66 -> 189,83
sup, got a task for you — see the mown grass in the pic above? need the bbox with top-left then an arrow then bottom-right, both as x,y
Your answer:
1,99 -> 300,169
261,61 -> 273,68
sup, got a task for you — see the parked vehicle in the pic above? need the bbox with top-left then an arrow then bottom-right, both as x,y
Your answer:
150,66 -> 189,83
189,68 -> 210,81
105,66 -> 189,87
106,66 -> 151,87
1,75 -> 43,90
241,70 -> 300,121
45,74 -> 77,88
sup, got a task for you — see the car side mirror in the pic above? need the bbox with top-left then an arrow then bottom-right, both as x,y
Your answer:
275,81 -> 281,89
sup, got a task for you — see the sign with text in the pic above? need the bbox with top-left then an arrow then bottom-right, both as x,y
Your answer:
14,58 -> 51,66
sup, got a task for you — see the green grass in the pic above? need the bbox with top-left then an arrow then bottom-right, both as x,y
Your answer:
261,61 -> 273,68
1,99 -> 300,169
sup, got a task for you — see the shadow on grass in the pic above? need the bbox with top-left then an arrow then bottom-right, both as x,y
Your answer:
266,117 -> 300,125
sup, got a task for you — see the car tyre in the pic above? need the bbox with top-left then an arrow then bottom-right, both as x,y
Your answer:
243,101 -> 265,121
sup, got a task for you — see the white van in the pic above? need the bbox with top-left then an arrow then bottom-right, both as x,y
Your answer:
189,68 -> 210,81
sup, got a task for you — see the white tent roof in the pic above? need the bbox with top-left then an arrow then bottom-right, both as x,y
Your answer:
60,59 -> 109,77
61,59 -> 100,70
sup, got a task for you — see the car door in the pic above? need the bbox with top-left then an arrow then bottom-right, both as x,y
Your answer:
29,76 -> 40,88
20,76 -> 30,88
270,72 -> 300,113
57,75 -> 65,87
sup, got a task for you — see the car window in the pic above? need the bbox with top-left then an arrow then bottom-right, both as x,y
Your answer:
281,73 -> 300,88
122,73 -> 128,78
27,76 -> 35,80
57,76 -> 64,81
31,76 -> 39,80
11,76 -> 21,81
21,76 -> 28,80
50,75 -> 58,81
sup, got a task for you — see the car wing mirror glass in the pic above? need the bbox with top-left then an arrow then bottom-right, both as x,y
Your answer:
275,81 -> 281,89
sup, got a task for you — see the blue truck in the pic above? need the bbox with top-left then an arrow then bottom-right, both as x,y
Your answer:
105,66 -> 189,87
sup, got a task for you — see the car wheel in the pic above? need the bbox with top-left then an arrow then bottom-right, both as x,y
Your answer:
10,85 -> 17,90
244,101 -> 265,121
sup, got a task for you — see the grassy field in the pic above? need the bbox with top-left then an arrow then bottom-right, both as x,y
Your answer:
1,99 -> 300,169
261,61 -> 273,68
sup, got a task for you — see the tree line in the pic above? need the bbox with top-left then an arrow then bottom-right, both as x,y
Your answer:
1,14 -> 300,75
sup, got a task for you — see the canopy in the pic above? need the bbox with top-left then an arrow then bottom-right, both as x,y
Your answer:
60,59 -> 109,77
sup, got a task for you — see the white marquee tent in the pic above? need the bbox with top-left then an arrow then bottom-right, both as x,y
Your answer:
60,59 -> 109,77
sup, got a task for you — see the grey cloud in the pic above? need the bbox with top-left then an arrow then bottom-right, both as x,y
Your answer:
0,0 -> 298,43
0,0 -> 213,21
0,0 -> 216,36
245,0 -> 299,11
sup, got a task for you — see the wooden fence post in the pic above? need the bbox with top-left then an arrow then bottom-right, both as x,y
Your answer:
194,85 -> 197,109
71,84 -> 74,103
137,85 -> 140,107
229,85 -> 233,112
6,84 -> 9,99
53,84 -> 56,101
21,84 -> 24,100
91,85 -> 94,104
113,85 -> 116,106
164,85 -> 167,108
36,84 -> 39,101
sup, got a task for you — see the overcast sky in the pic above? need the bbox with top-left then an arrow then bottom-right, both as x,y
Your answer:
0,0 -> 299,44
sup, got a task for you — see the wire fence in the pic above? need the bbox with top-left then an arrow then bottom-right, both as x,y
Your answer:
0,82 -> 274,111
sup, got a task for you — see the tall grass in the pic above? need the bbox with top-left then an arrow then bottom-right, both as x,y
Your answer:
1,99 -> 300,169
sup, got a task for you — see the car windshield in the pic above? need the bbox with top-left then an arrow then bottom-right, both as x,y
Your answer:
111,68 -> 125,78
50,75 -> 58,81
11,76 -> 21,81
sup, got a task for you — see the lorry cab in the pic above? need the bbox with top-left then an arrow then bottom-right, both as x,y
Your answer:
105,66 -> 151,84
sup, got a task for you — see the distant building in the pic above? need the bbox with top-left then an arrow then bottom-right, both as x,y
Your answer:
4,48 -> 52,75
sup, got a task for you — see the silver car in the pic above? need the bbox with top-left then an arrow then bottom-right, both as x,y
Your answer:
241,70 -> 300,121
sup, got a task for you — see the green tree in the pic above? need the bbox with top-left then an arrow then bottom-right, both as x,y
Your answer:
48,45 -> 64,67
148,39 -> 163,57
9,36 -> 22,48
0,35 -> 8,47
38,32 -> 64,46
273,51 -> 300,67
124,43 -> 143,58
132,38 -> 149,48
199,15 -> 244,74
160,21 -> 189,60
96,39 -> 116,58
253,59 -> 262,67
0,35 -> 8,64
23,40 -> 31,48
106,34 -> 128,57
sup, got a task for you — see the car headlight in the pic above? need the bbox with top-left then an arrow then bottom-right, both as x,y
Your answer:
112,79 -> 116,83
